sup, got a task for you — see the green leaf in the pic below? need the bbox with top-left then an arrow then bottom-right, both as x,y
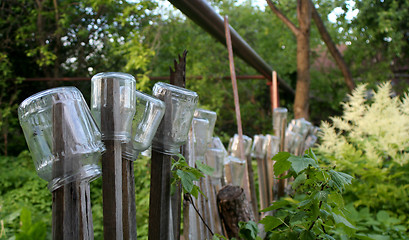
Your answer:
196,160 -> 214,176
290,211 -> 307,225
304,149 -> 318,162
328,192 -> 344,208
328,170 -> 353,192
288,156 -> 318,174
332,212 -> 356,229
238,221 -> 259,240
177,170 -> 197,193
300,230 -> 316,240
259,216 -> 283,232
20,208 -> 32,233
292,173 -> 306,189
315,190 -> 329,202
260,199 -> 291,212
273,152 -> 292,176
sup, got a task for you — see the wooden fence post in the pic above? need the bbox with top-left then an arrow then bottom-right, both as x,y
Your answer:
52,98 -> 94,240
149,51 -> 191,240
100,78 -> 123,240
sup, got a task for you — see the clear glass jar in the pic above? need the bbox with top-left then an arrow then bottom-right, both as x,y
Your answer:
251,134 -> 265,159
228,134 -> 253,158
151,82 -> 199,155
288,118 -> 312,139
91,72 -> 136,141
210,136 -> 228,156
205,148 -> 224,179
224,156 -> 246,187
263,134 -> 280,159
18,87 -> 104,191
122,90 -> 165,161
194,108 -> 217,145
273,107 -> 288,132
192,117 -> 210,161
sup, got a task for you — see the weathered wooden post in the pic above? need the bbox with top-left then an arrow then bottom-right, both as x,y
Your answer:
205,145 -> 225,235
149,81 -> 198,240
91,73 -> 136,240
251,135 -> 268,213
183,127 -> 200,240
18,87 -> 104,239
263,134 -> 280,203
192,117 -> 211,239
272,107 -> 288,200
121,90 -> 165,240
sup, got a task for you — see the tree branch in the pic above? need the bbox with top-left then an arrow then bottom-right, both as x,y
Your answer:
310,0 -> 355,91
266,0 -> 300,36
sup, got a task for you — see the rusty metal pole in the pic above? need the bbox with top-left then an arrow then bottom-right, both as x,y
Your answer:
273,71 -> 279,109
224,16 -> 254,215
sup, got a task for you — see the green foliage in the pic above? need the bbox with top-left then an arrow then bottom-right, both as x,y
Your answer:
171,154 -> 213,199
0,153 -> 153,240
238,221 -> 261,240
316,82 -> 409,238
14,208 -> 47,240
0,152 -> 51,239
255,150 -> 354,239
317,82 -> 409,213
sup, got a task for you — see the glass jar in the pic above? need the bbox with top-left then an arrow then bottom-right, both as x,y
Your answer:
18,87 -> 104,191
192,117 -> 210,161
263,134 -> 280,159
224,156 -> 246,187
194,108 -> 217,145
151,82 -> 198,155
122,90 -> 165,161
251,135 -> 265,159
228,134 -> 253,158
205,148 -> 224,179
91,72 -> 136,141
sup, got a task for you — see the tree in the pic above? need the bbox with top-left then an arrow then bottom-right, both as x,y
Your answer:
266,0 -> 355,119
266,0 -> 312,119
342,0 -> 409,91
0,0 -> 157,155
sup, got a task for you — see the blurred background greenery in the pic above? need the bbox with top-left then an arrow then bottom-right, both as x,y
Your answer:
1,0 -> 409,239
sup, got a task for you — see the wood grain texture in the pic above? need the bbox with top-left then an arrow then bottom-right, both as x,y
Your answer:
217,185 -> 254,239
52,100 -> 93,240
148,151 -> 171,240
101,78 -> 123,240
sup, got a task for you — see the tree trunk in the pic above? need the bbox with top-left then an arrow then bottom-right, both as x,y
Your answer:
310,1 -> 355,91
294,0 -> 311,119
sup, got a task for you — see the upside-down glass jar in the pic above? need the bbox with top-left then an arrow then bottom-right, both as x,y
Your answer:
224,155 -> 246,187
251,135 -> 265,159
205,147 -> 224,180
122,90 -> 166,161
194,108 -> 217,145
228,134 -> 253,158
192,117 -> 210,162
90,72 -> 136,142
18,87 -> 104,191
263,134 -> 280,159
151,82 -> 198,155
